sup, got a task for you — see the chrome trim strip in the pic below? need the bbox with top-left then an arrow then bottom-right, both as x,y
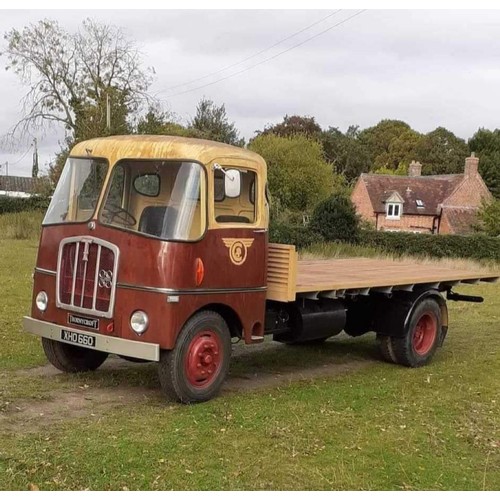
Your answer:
23,316 -> 159,362
35,267 -> 57,276
117,282 -> 267,296
56,236 -> 120,319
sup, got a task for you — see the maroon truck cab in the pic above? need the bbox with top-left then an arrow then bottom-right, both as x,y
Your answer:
25,135 -> 269,402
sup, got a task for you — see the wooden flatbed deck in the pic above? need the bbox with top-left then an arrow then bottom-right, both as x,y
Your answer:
267,244 -> 499,302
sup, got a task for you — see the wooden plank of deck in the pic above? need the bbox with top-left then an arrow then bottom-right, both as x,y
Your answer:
295,258 -> 499,293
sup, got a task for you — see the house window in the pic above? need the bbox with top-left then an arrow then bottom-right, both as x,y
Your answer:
386,202 -> 402,220
416,199 -> 425,209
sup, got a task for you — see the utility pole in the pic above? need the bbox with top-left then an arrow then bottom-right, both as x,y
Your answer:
5,161 -> 8,177
106,93 -> 111,131
32,138 -> 39,178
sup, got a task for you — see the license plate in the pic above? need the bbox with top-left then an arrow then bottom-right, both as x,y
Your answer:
61,329 -> 96,348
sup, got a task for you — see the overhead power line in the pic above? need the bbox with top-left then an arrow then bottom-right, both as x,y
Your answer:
164,10 -> 342,92
163,9 -> 366,100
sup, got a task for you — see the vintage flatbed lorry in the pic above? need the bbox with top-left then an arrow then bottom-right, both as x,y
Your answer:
23,135 -> 499,403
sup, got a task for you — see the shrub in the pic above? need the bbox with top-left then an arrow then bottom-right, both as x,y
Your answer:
0,196 -> 50,214
362,230 -> 500,262
269,220 -> 323,248
310,194 -> 360,243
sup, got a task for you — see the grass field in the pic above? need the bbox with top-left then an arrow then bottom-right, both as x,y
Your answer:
0,239 -> 499,491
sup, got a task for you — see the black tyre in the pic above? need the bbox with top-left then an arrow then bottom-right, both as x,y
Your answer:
158,311 -> 231,403
378,298 -> 441,368
42,338 -> 108,373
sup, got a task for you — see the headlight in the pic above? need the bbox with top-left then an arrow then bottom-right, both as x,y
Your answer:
36,291 -> 48,312
130,310 -> 149,335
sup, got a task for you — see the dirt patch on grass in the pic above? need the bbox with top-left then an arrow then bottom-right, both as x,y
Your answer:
2,341 -> 374,434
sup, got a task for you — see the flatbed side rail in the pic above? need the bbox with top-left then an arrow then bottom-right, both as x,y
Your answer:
267,243 -> 298,302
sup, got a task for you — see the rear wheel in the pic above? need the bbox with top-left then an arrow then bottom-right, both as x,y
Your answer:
158,311 -> 231,403
42,338 -> 108,372
378,298 -> 441,367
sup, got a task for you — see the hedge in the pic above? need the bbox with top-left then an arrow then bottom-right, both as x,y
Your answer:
0,196 -> 51,215
361,230 -> 500,262
269,221 -> 323,248
269,221 -> 500,261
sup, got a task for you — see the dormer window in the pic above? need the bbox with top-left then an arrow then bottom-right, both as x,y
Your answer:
386,202 -> 402,219
416,199 -> 425,209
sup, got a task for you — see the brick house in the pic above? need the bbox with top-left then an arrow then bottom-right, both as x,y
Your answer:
351,154 -> 493,234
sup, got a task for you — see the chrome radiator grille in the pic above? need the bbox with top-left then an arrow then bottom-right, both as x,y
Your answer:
56,237 -> 119,318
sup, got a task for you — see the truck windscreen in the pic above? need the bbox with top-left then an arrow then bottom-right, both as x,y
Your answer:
99,160 -> 205,242
43,158 -> 108,225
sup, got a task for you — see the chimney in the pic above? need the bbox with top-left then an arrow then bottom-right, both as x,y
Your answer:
408,160 -> 422,177
464,152 -> 479,177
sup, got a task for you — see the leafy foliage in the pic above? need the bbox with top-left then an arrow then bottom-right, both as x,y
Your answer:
258,115 -> 322,139
414,127 -> 470,175
362,230 -> 500,262
310,194 -> 360,243
477,198 -> 500,237
0,195 -> 50,214
322,126 -> 371,182
469,128 -> 500,198
269,220 -> 323,248
358,120 -> 415,168
2,18 -> 153,138
189,98 -> 244,146
249,134 -> 334,213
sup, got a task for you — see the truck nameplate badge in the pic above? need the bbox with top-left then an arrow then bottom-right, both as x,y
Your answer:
222,238 -> 254,266
61,329 -> 96,348
68,314 -> 99,330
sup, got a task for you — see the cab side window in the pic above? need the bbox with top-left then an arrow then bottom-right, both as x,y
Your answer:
214,168 -> 256,224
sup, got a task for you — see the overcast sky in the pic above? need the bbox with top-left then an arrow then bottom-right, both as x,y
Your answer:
1,8 -> 500,177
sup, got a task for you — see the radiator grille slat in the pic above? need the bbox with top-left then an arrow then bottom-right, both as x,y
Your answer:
56,237 -> 119,319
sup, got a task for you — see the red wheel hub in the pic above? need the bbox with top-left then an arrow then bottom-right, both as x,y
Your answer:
412,313 -> 437,355
185,331 -> 223,388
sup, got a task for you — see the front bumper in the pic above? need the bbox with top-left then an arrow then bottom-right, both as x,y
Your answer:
23,316 -> 160,362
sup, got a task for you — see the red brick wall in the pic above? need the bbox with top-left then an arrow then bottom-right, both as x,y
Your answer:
351,178 -> 377,226
443,173 -> 492,208
377,214 -> 436,233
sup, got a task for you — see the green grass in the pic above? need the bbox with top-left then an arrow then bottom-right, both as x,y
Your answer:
0,240 -> 499,490
0,211 -> 44,241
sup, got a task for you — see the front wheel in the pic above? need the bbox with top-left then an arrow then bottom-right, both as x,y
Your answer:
158,311 -> 231,403
42,338 -> 108,372
377,298 -> 442,367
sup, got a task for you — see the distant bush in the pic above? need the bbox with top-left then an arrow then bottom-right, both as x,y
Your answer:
0,196 -> 50,214
0,211 -> 44,240
362,230 -> 500,262
269,220 -> 323,248
310,195 -> 360,243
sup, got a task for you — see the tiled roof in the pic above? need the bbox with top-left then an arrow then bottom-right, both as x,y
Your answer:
442,207 -> 480,235
360,173 -> 464,215
0,175 -> 35,194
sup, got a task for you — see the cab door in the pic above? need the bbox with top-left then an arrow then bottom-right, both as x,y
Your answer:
205,157 -> 267,291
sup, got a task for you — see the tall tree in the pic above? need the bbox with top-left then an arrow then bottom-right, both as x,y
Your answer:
468,128 -> 500,198
189,98 -> 244,146
2,19 -> 153,139
322,126 -> 371,182
414,127 -> 469,175
257,115 -> 323,140
249,134 -> 335,214
358,119 -> 414,168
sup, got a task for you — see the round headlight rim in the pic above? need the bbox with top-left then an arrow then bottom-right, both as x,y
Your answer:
36,291 -> 48,312
130,310 -> 149,335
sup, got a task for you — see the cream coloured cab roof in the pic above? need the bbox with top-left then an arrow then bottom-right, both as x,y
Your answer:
70,135 -> 266,171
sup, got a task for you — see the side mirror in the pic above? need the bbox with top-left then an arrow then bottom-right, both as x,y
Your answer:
225,169 -> 241,198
